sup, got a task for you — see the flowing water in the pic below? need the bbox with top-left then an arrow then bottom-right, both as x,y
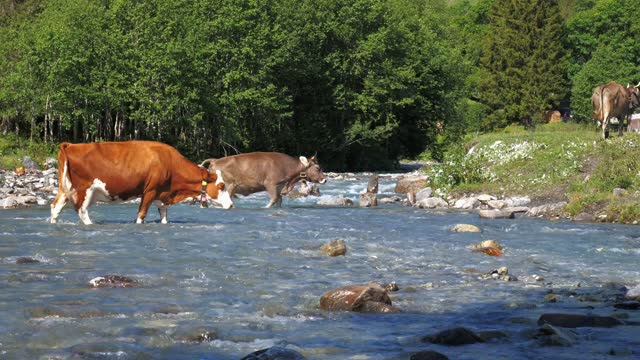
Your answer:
1,175 -> 640,359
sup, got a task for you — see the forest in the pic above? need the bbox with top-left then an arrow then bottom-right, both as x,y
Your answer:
0,0 -> 639,170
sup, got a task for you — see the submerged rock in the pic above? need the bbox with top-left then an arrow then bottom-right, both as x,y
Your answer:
451,224 -> 481,233
319,283 -> 400,313
422,327 -> 484,346
16,256 -> 40,264
409,350 -> 450,360
89,275 -> 139,288
537,313 -> 623,328
532,323 -> 577,347
241,346 -> 307,360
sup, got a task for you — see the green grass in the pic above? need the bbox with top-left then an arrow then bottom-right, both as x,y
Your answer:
425,122 -> 640,223
0,134 -> 58,170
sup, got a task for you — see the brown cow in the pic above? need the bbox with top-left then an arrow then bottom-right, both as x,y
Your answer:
592,81 -> 640,138
200,152 -> 327,208
50,141 -> 233,224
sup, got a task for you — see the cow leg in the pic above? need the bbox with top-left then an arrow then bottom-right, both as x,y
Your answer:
50,192 -> 68,224
602,120 -> 609,139
136,192 -> 157,223
154,200 -> 168,224
619,118 -> 625,137
76,188 -> 94,225
264,185 -> 282,208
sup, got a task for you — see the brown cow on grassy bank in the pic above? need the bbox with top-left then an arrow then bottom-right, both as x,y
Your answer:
592,81 -> 640,138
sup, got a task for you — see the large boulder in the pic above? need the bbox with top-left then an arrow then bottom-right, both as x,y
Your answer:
0,197 -> 18,209
395,176 -> 429,205
359,192 -> 377,207
320,283 -> 400,313
22,156 -> 40,171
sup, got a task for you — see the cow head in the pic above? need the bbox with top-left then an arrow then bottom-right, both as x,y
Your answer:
299,154 -> 327,184
628,82 -> 640,109
204,169 -> 233,209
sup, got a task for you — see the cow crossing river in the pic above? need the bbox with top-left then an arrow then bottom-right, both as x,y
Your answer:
1,175 -> 639,359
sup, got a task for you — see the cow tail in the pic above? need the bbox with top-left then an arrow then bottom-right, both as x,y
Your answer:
199,158 -> 217,169
57,143 -> 72,193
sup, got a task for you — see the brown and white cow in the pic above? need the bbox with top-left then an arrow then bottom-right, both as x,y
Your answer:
200,152 -> 327,208
50,141 -> 233,224
592,81 -> 640,138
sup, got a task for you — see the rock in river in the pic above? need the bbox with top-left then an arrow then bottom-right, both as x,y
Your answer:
320,239 -> 347,256
422,327 -> 484,346
241,346 -> 307,360
537,313 -> 623,328
320,283 -> 400,313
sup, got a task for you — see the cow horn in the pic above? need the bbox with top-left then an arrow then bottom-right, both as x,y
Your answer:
636,81 -> 640,88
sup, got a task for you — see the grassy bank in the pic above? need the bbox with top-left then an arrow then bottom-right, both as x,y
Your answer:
423,122 -> 640,223
0,134 -> 58,170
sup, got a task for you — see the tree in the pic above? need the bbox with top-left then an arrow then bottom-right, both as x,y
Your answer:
479,0 -> 568,129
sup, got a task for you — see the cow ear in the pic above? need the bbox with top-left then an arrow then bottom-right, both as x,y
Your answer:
299,156 -> 309,167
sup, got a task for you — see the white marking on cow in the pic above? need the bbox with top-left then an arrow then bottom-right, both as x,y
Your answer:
60,162 -> 72,193
154,200 -> 168,224
77,178 -> 110,225
210,170 -> 233,209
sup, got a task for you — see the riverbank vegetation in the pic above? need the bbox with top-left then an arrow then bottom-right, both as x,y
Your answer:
425,122 -> 640,223
1,0 -> 639,171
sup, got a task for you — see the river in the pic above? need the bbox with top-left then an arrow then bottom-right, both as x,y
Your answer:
1,174 -> 639,359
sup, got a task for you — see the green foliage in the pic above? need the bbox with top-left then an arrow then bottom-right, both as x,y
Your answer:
427,122 -> 598,197
0,133 -> 57,169
479,0 -> 568,129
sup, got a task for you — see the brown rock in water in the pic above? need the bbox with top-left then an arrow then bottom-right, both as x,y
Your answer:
320,283 -> 400,313
472,247 -> 503,257
367,175 -> 379,193
359,192 -> 377,207
320,239 -> 347,256
537,313 -> 623,328
467,239 -> 503,250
